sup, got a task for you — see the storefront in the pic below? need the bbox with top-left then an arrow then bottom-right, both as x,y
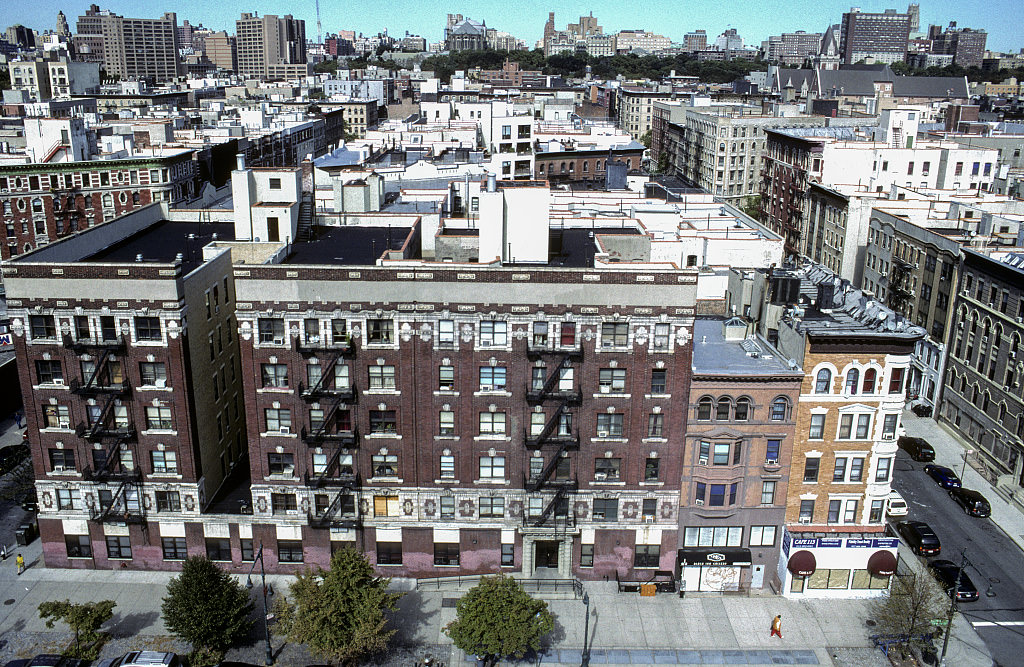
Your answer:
779,530 -> 898,598
677,547 -> 753,592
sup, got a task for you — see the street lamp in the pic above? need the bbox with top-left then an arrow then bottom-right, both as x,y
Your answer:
581,591 -> 591,667
960,449 -> 973,481
246,542 -> 275,666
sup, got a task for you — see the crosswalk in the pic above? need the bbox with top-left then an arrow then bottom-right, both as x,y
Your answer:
971,620 -> 1024,628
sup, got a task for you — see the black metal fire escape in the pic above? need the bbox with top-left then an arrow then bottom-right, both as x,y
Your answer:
888,255 -> 913,315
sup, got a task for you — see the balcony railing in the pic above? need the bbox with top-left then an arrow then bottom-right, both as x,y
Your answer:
298,381 -> 356,403
83,466 -> 141,483
63,334 -> 125,353
70,378 -> 130,397
295,335 -> 354,356
304,470 -> 360,490
301,426 -> 358,447
76,421 -> 137,443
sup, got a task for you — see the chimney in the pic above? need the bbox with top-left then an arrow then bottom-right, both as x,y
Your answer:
236,153 -> 246,171
486,173 -> 497,192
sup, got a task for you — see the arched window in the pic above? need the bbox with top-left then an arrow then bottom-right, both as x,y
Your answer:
734,398 -> 750,421
582,161 -> 589,173
770,397 -> 789,421
845,368 -> 860,394
716,397 -> 731,420
31,197 -> 43,213
862,368 -> 877,394
102,193 -> 113,208
560,162 -> 567,174
596,160 -> 602,171
815,368 -> 832,394
697,397 -> 713,421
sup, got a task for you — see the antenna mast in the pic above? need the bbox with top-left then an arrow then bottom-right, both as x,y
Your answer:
316,0 -> 322,50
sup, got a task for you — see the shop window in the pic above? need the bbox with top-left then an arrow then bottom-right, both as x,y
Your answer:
634,544 -> 660,568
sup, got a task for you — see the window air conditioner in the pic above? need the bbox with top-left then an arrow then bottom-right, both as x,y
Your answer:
698,457 -> 709,466
644,516 -> 655,524
273,337 -> 284,345
480,385 -> 492,391
594,472 -> 608,481
600,385 -> 611,393
695,499 -> 705,506
53,378 -> 65,385
279,427 -> 290,434
53,465 -> 66,472
597,431 -> 609,438
765,458 -> 779,465
799,516 -> 811,524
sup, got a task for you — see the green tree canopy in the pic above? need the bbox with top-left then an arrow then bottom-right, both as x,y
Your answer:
38,599 -> 116,656
872,572 -> 947,641
444,574 -> 555,665
161,556 -> 254,662
273,547 -> 404,666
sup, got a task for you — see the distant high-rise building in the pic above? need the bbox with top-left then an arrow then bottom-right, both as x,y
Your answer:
56,11 -> 71,38
715,28 -> 745,51
72,5 -> 181,82
205,31 -> 237,72
839,8 -> 911,65
766,31 -> 822,66
5,24 -> 36,50
930,24 -> 987,68
683,30 -> 708,53
235,12 -> 309,80
907,3 -> 920,33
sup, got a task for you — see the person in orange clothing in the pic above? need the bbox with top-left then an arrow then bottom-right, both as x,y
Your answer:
770,614 -> 783,638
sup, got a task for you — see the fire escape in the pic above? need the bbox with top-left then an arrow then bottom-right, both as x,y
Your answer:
523,343 -> 582,531
297,333 -> 361,532
887,255 -> 914,315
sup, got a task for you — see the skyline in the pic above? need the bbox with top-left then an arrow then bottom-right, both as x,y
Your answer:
1,0 -> 1022,53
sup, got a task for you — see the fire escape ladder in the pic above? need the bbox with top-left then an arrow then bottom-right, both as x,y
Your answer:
528,439 -> 572,492
87,393 -> 118,440
533,486 -> 570,528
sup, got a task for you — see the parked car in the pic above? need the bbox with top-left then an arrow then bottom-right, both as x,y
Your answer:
886,490 -> 909,517
95,653 -> 180,667
20,489 -> 38,512
899,436 -> 935,462
897,520 -> 942,556
0,444 -> 29,475
924,464 -> 962,489
949,488 -> 991,517
4,654 -> 92,667
929,559 -> 980,602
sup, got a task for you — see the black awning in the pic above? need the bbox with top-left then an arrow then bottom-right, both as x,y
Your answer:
867,550 -> 897,576
677,547 -> 753,567
787,550 -> 816,577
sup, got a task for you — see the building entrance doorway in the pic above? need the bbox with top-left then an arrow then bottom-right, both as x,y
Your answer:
534,540 -> 560,569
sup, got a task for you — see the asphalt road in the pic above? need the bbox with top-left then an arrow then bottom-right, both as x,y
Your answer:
0,460 -> 34,553
892,448 -> 1024,667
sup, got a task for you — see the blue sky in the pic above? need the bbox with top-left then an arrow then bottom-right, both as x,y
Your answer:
4,0 -> 1021,52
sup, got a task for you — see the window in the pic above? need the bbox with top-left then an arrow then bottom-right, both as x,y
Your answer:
438,365 -> 455,390
479,320 -> 508,346
438,319 -> 455,345
161,537 -> 187,560
650,369 -> 666,394
844,500 -> 858,523
594,458 -> 621,481
440,496 -> 455,518
368,365 -> 396,390
683,526 -> 743,547
36,360 -> 64,385
278,541 -> 303,563
501,543 -> 514,566
653,323 -> 670,350
749,526 -> 776,547
43,405 -> 71,429
134,316 -> 161,341
264,408 -> 291,433
716,397 -> 731,421
882,414 -> 898,439
269,177 -> 281,190
708,484 -> 728,506
439,410 -> 455,436
65,535 -> 91,558
560,322 -> 576,346
592,498 -> 618,521
479,412 -> 507,436
106,536 -> 132,560
601,322 -> 629,347
634,544 -> 660,568
644,458 -> 660,481
850,457 -> 864,482
888,367 -> 905,394
869,500 -> 885,523
100,316 -> 117,341
875,457 -> 892,482
258,318 -> 285,344
49,449 -> 76,471
479,496 -> 505,518
833,457 -> 848,482
367,319 -> 393,344
434,543 -> 460,566
56,488 -> 80,510
268,453 -> 295,476
761,481 -> 776,505
440,455 -> 455,478
271,493 -> 297,514
30,315 -> 56,339
845,369 -> 859,394
596,413 -> 623,437
809,414 -> 825,439
239,539 -> 254,562
479,456 -> 506,479
155,490 -> 181,512
532,321 -> 548,346
799,499 -> 814,522
151,450 -> 177,474
206,538 -> 231,561
815,368 -> 832,393
828,499 -> 842,523
372,454 -> 399,477
377,541 -> 402,565
734,398 -> 750,421
260,364 -> 289,388
765,439 -> 781,464
804,457 -> 820,482
580,544 -> 594,567
696,397 -> 713,421
479,366 -> 507,390
374,495 -> 401,517
599,368 -> 626,392
772,397 -> 789,422
370,410 -> 397,434
330,319 -> 347,344
140,362 -> 167,386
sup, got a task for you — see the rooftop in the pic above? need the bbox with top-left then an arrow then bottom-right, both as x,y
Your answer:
285,226 -> 416,266
693,318 -> 803,377
84,220 -> 235,274
553,227 -> 643,268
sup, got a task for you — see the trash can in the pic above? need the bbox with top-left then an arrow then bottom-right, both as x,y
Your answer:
15,522 -> 35,546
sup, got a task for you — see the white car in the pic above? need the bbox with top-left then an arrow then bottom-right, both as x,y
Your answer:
887,490 -> 909,517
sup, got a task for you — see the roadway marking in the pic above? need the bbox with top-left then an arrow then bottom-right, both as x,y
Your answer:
971,621 -> 1024,627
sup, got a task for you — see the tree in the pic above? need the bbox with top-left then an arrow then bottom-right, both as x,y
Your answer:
444,574 -> 555,666
639,130 -> 652,149
161,556 -> 254,665
872,572 -> 947,653
274,547 -> 404,666
739,195 -> 761,221
38,599 -> 116,658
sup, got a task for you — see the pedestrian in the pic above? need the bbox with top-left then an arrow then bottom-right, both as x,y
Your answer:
1,543 -> 7,561
14,411 -> 23,429
770,614 -> 783,639
16,553 -> 25,575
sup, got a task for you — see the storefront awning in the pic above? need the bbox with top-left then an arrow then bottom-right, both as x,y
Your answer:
677,547 -> 752,567
867,550 -> 897,576
787,549 -> 816,576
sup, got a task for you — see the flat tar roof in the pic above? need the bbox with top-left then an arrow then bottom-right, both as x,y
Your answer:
84,220 -> 236,274
286,226 -> 416,266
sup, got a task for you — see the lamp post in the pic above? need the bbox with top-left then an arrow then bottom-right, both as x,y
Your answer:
960,449 -> 973,481
581,591 -> 591,667
246,542 -> 274,666
939,549 -> 969,667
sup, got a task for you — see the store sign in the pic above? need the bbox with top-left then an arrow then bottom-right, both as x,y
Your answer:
0,332 -> 12,348
791,536 -> 899,549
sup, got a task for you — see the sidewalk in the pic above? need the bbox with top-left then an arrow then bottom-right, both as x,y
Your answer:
902,410 -> 1024,554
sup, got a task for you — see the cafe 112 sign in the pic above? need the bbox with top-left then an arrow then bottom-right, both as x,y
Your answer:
783,530 -> 898,555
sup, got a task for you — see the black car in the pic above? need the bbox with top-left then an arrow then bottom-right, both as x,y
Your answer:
899,436 -> 935,462
4,654 -> 92,667
949,488 -> 991,517
897,520 -> 942,556
0,444 -> 30,474
20,489 -> 38,513
929,560 -> 980,602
